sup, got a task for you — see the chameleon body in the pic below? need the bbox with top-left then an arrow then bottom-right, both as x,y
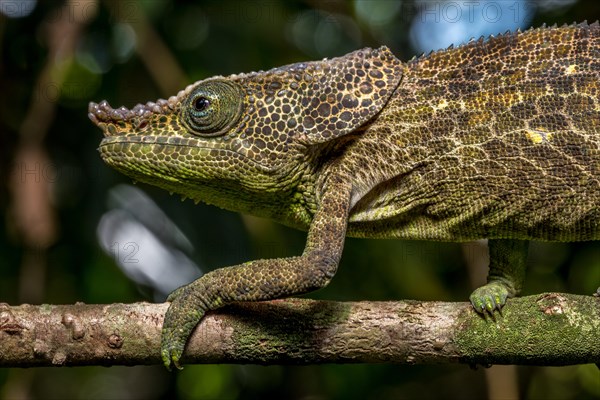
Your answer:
89,22 -> 600,369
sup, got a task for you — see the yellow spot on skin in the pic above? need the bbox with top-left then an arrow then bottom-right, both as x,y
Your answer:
566,64 -> 577,74
437,99 -> 448,109
525,128 -> 553,144
468,111 -> 491,127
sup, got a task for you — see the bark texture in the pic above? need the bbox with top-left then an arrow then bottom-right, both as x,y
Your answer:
0,293 -> 598,368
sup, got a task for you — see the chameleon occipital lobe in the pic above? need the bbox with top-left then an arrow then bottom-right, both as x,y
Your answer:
89,22 -> 600,369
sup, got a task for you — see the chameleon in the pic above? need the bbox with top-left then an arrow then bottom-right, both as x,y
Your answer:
89,22 -> 600,370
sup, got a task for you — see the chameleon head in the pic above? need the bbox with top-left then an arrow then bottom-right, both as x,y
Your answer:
89,46 -> 402,215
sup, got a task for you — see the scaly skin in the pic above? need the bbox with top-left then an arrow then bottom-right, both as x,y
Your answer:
89,22 -> 600,369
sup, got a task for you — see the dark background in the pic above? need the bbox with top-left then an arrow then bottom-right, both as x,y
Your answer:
1,0 -> 599,399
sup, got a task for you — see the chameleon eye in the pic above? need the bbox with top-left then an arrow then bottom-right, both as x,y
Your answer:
193,97 -> 210,112
183,79 -> 244,137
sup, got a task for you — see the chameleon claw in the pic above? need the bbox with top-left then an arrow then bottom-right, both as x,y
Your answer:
161,346 -> 184,371
470,298 -> 487,315
171,352 -> 183,370
495,301 -> 504,314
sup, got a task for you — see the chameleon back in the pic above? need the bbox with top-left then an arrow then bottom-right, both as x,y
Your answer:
344,22 -> 600,242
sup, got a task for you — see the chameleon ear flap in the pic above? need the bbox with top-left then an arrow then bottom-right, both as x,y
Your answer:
295,46 -> 402,144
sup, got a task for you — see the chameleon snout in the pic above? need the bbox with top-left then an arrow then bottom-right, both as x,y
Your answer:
88,99 -> 179,137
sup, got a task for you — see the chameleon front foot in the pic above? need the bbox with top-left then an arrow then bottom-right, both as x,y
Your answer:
161,283 -> 209,370
469,281 -> 512,316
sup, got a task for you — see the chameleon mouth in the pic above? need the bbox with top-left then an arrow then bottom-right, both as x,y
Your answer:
98,136 -> 277,175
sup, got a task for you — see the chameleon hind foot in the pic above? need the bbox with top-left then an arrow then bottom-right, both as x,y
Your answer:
469,239 -> 528,316
469,281 -> 511,315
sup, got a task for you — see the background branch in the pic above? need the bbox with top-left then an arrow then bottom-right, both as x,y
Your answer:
1,293 -> 598,368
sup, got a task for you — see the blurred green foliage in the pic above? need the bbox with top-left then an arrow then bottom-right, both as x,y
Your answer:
1,0 -> 599,399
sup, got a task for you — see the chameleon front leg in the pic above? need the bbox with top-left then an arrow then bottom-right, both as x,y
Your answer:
161,178 -> 352,370
469,239 -> 528,315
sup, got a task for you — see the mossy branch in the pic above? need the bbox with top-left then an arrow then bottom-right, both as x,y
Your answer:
0,293 -> 598,368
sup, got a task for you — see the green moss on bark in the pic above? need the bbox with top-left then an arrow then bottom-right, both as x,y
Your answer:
454,293 -> 600,365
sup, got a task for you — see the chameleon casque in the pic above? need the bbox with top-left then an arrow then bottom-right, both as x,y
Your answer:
89,22 -> 600,369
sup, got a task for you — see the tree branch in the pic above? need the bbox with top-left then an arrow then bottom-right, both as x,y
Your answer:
1,293 -> 598,368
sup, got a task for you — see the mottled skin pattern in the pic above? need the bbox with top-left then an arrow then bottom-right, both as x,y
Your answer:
89,22 -> 600,369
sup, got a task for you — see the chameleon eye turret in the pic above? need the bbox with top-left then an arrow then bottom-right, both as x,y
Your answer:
182,79 -> 244,137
